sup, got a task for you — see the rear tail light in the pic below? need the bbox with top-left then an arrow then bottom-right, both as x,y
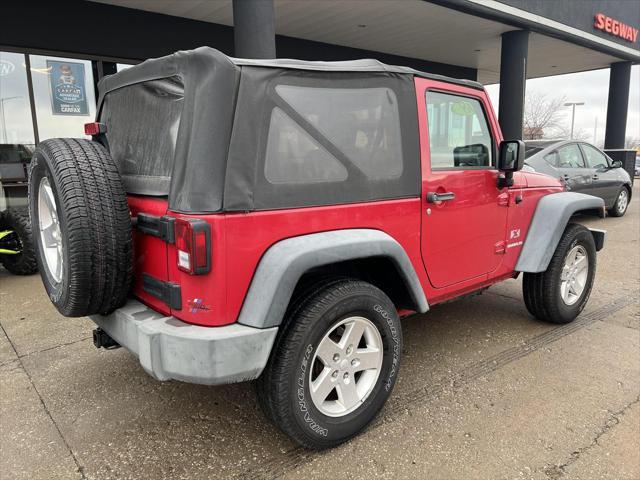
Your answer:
174,219 -> 211,275
84,122 -> 107,136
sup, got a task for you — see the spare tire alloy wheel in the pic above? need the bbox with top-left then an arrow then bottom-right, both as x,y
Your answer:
258,279 -> 402,449
37,177 -> 63,283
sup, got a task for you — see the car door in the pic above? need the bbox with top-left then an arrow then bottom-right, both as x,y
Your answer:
555,143 -> 592,193
417,80 -> 508,288
579,143 -> 619,206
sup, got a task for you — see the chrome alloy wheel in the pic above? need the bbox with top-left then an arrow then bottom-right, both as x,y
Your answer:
617,189 -> 628,214
38,177 -> 63,283
309,316 -> 383,417
560,245 -> 589,306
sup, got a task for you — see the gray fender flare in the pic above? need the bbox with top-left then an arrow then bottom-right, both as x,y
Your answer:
515,192 -> 605,273
237,229 -> 429,329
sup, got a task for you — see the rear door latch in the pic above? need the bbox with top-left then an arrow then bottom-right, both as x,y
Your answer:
134,214 -> 175,243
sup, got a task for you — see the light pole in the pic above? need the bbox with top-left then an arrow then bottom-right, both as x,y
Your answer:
0,96 -> 21,144
564,101 -> 585,140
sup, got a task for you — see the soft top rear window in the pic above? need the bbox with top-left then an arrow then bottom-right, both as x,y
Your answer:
100,76 -> 184,196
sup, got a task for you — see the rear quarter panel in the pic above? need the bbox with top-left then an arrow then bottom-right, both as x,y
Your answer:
168,198 -> 425,327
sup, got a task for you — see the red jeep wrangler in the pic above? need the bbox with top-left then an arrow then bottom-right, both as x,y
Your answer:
28,48 -> 605,449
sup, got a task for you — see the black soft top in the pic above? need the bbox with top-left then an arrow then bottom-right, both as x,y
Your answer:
98,47 -> 482,213
98,47 -> 482,102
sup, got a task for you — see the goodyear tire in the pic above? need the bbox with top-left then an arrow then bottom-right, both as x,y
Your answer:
0,208 -> 38,275
257,279 -> 402,449
28,138 -> 132,317
523,223 -> 596,324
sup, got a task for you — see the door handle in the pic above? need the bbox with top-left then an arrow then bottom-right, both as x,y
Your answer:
592,175 -> 599,180
426,192 -> 455,203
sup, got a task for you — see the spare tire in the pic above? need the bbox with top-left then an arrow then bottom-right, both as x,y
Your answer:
28,138 -> 132,317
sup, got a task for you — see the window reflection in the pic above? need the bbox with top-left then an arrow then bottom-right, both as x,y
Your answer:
0,52 -> 35,144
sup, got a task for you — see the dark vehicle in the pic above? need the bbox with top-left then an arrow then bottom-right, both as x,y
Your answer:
0,144 -> 38,275
28,48 -> 606,449
524,140 -> 632,217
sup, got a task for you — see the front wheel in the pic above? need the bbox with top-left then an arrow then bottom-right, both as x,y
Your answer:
257,279 -> 402,449
523,223 -> 596,324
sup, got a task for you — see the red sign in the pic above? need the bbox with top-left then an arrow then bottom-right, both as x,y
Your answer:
594,13 -> 638,43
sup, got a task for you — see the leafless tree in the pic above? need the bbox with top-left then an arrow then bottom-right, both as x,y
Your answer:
523,91 -> 567,140
548,123 -> 591,142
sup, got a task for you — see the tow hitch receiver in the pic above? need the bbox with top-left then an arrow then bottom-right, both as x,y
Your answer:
93,328 -> 121,350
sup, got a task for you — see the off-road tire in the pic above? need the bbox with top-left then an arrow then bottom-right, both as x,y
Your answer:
28,138 -> 132,317
608,187 -> 630,217
523,223 -> 596,324
0,208 -> 38,275
257,279 -> 402,449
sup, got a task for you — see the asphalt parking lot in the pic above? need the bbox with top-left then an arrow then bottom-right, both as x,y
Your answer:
1,185 -> 638,480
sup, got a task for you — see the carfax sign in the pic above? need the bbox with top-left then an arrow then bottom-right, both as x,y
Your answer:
47,60 -> 89,115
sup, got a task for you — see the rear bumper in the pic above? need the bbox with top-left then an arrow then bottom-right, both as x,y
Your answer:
89,300 -> 278,385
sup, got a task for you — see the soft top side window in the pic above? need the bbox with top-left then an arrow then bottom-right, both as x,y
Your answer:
266,84 -> 404,184
425,91 -> 493,169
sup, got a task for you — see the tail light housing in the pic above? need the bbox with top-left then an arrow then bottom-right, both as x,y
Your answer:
174,219 -> 211,275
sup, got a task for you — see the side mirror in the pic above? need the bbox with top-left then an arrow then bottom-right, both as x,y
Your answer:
497,140 -> 525,189
498,140 -> 525,172
611,160 -> 623,169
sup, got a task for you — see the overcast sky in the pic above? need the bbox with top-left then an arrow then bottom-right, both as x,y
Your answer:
485,65 -> 640,147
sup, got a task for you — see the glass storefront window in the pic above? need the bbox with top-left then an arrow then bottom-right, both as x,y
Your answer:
0,51 -> 35,144
29,54 -> 96,141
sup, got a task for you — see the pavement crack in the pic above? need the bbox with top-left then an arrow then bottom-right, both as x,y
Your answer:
18,335 -> 93,359
542,395 -> 640,479
0,323 -> 87,479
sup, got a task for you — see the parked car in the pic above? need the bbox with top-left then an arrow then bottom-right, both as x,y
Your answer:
0,143 -> 38,275
28,47 -> 606,450
524,140 -> 632,217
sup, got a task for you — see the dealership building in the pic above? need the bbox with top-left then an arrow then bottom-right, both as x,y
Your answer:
1,0 -> 639,150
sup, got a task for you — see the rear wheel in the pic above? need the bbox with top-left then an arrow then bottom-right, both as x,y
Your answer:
257,279 -> 402,449
28,138 -> 132,316
523,223 -> 596,324
609,187 -> 629,217
0,208 -> 38,275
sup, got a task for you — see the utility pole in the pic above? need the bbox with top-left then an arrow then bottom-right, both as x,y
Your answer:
564,101 -> 585,139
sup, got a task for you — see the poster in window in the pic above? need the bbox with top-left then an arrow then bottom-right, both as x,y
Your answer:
47,60 -> 89,116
